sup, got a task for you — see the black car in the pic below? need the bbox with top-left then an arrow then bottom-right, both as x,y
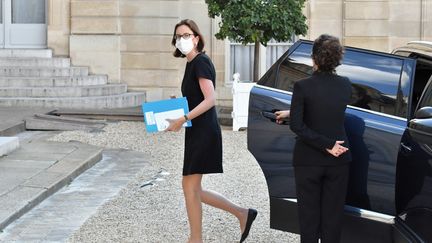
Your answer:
247,40 -> 432,242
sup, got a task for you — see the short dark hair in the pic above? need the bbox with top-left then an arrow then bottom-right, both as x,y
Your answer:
312,34 -> 344,72
171,19 -> 205,58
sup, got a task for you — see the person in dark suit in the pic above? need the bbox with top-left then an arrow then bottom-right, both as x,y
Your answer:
275,34 -> 352,243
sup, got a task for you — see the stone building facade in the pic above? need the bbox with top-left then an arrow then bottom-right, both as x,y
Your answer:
46,0 -> 432,106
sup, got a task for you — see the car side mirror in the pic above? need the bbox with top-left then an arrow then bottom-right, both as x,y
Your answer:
415,106 -> 432,119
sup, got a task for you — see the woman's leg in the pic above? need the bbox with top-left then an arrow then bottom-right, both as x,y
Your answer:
200,189 -> 249,232
182,174 -> 204,243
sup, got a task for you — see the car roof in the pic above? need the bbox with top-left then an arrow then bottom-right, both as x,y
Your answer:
392,41 -> 432,58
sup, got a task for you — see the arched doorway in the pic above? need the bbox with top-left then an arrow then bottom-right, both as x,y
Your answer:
0,0 -> 47,48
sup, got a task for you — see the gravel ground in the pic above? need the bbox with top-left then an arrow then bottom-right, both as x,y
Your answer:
49,121 -> 300,243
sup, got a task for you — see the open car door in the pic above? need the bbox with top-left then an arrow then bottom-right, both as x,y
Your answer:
247,40 -> 418,242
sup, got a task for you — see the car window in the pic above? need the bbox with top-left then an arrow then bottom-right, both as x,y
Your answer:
260,42 -> 406,117
270,43 -> 312,92
340,49 -> 405,117
257,60 -> 279,89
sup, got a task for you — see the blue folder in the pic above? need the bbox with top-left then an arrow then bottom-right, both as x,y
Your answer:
142,97 -> 192,133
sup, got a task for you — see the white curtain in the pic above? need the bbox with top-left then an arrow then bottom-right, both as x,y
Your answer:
230,39 -> 293,82
230,44 -> 255,82
266,44 -> 291,69
12,0 -> 45,24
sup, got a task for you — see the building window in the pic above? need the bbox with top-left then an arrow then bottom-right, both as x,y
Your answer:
12,0 -> 46,24
228,37 -> 296,83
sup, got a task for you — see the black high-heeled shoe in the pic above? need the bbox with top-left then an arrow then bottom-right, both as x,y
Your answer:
240,208 -> 258,243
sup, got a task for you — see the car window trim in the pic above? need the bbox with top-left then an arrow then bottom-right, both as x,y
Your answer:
416,74 -> 432,109
254,84 -> 408,122
272,40 -> 410,93
393,47 -> 432,59
298,39 -> 410,61
283,198 -> 395,224
274,40 -> 410,118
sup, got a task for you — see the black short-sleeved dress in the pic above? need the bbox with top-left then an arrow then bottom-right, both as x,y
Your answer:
181,53 -> 223,176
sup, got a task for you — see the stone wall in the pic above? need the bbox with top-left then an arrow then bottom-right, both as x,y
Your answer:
305,0 -> 432,52
48,0 -> 228,104
47,0 -> 432,107
69,0 -> 121,83
47,0 -> 70,56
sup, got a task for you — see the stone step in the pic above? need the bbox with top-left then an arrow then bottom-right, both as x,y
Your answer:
25,114 -> 106,131
0,137 -> 19,156
53,106 -> 144,122
0,57 -> 70,68
0,49 -> 52,58
0,92 -> 146,109
0,137 -> 102,232
216,106 -> 233,127
0,67 -> 89,77
0,84 -> 127,97
0,75 -> 108,87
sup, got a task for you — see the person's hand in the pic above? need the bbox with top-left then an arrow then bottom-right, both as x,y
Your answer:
326,141 -> 348,157
165,117 -> 185,132
275,110 -> 290,124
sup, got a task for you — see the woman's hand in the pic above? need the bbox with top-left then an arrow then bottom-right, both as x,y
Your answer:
275,110 -> 290,124
326,141 -> 348,157
165,117 -> 185,132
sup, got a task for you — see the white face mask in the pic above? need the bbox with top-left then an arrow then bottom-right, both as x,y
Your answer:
175,37 -> 194,55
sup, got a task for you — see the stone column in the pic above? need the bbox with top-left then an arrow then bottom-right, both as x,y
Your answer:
422,0 -> 432,41
344,0 -> 390,52
47,0 -> 70,56
389,0 -> 421,51
306,0 -> 344,40
70,0 -> 121,83
209,18 -> 232,107
119,0 -> 180,100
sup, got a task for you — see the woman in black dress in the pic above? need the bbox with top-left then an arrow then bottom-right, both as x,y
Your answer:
166,19 -> 257,243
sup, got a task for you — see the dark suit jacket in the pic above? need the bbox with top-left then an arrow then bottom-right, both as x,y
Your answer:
290,71 -> 352,166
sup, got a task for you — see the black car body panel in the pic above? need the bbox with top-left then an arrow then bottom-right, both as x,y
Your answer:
247,40 -> 432,242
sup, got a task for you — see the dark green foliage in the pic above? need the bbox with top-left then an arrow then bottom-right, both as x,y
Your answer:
205,0 -> 308,81
205,0 -> 308,46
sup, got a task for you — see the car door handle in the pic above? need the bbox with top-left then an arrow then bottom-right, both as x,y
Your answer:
262,111 -> 277,120
261,110 -> 290,124
400,142 -> 412,153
